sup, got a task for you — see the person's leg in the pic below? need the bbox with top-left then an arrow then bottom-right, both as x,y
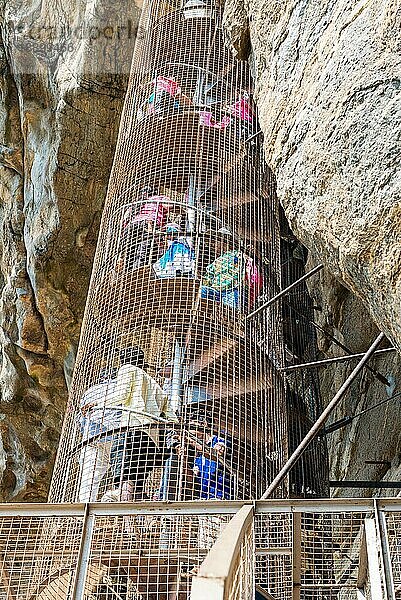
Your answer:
109,432 -> 127,495
120,479 -> 135,534
78,445 -> 97,502
123,430 -> 160,501
120,429 -> 159,534
90,441 -> 112,501
121,480 -> 134,502
79,443 -> 113,502
159,454 -> 178,550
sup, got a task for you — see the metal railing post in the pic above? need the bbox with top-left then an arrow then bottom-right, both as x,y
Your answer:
375,500 -> 396,600
364,518 -> 384,600
72,504 -> 95,600
292,512 -> 301,600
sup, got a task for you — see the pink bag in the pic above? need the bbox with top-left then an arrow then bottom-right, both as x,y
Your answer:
245,257 -> 263,307
228,98 -> 254,122
199,111 -> 231,129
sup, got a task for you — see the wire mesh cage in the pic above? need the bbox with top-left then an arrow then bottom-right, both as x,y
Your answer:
279,210 -> 329,498
49,0 -> 294,507
0,502 -> 399,600
0,514 -> 84,600
255,508 -> 370,600
0,505 -> 235,600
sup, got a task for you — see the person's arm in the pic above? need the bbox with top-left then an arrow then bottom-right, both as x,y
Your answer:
184,431 -> 205,453
80,385 -> 103,418
193,455 -> 201,476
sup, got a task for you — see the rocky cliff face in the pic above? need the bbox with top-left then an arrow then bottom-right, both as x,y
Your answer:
0,0 -> 140,500
223,0 -> 401,350
223,0 -> 401,494
0,0 -> 399,501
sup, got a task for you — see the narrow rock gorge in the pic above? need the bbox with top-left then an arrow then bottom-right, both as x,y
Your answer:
0,0 -> 399,500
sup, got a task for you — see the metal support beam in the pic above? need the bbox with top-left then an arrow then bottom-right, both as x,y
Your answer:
364,518 -> 384,600
279,347 -> 396,372
292,512 -> 301,600
255,584 -> 276,600
246,264 -> 324,321
261,332 -> 385,499
374,500 -> 396,600
305,317 -> 390,386
245,129 -> 262,143
330,481 -> 401,489
72,504 -> 95,600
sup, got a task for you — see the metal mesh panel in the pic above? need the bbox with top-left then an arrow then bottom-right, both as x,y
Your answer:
255,512 -> 293,600
0,502 -> 399,599
300,512 -> 365,599
49,0 -> 290,507
279,211 -> 329,498
255,509 -> 367,599
0,506 -> 235,600
227,519 -> 254,599
385,511 -> 401,597
0,515 -> 83,600
85,510 -> 233,599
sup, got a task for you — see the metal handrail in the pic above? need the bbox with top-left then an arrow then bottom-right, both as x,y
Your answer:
190,504 -> 254,599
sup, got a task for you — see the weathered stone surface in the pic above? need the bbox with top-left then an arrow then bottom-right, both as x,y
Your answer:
224,0 -> 401,351
307,262 -> 401,496
223,0 -> 401,493
0,0 -> 140,500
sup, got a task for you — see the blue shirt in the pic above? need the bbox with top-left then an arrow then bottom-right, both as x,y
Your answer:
194,436 -> 233,499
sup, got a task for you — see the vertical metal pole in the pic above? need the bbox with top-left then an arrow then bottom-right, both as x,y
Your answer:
261,332 -> 385,499
171,339 -> 185,413
72,504 -> 95,600
173,338 -> 187,501
187,174 -> 196,234
364,518 -> 384,600
147,198 -> 159,267
374,500 -> 396,600
292,512 -> 301,600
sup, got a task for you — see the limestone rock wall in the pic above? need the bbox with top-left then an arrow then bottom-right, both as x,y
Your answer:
307,263 -> 401,496
222,0 -> 401,492
0,0 -> 140,500
223,0 -> 401,351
